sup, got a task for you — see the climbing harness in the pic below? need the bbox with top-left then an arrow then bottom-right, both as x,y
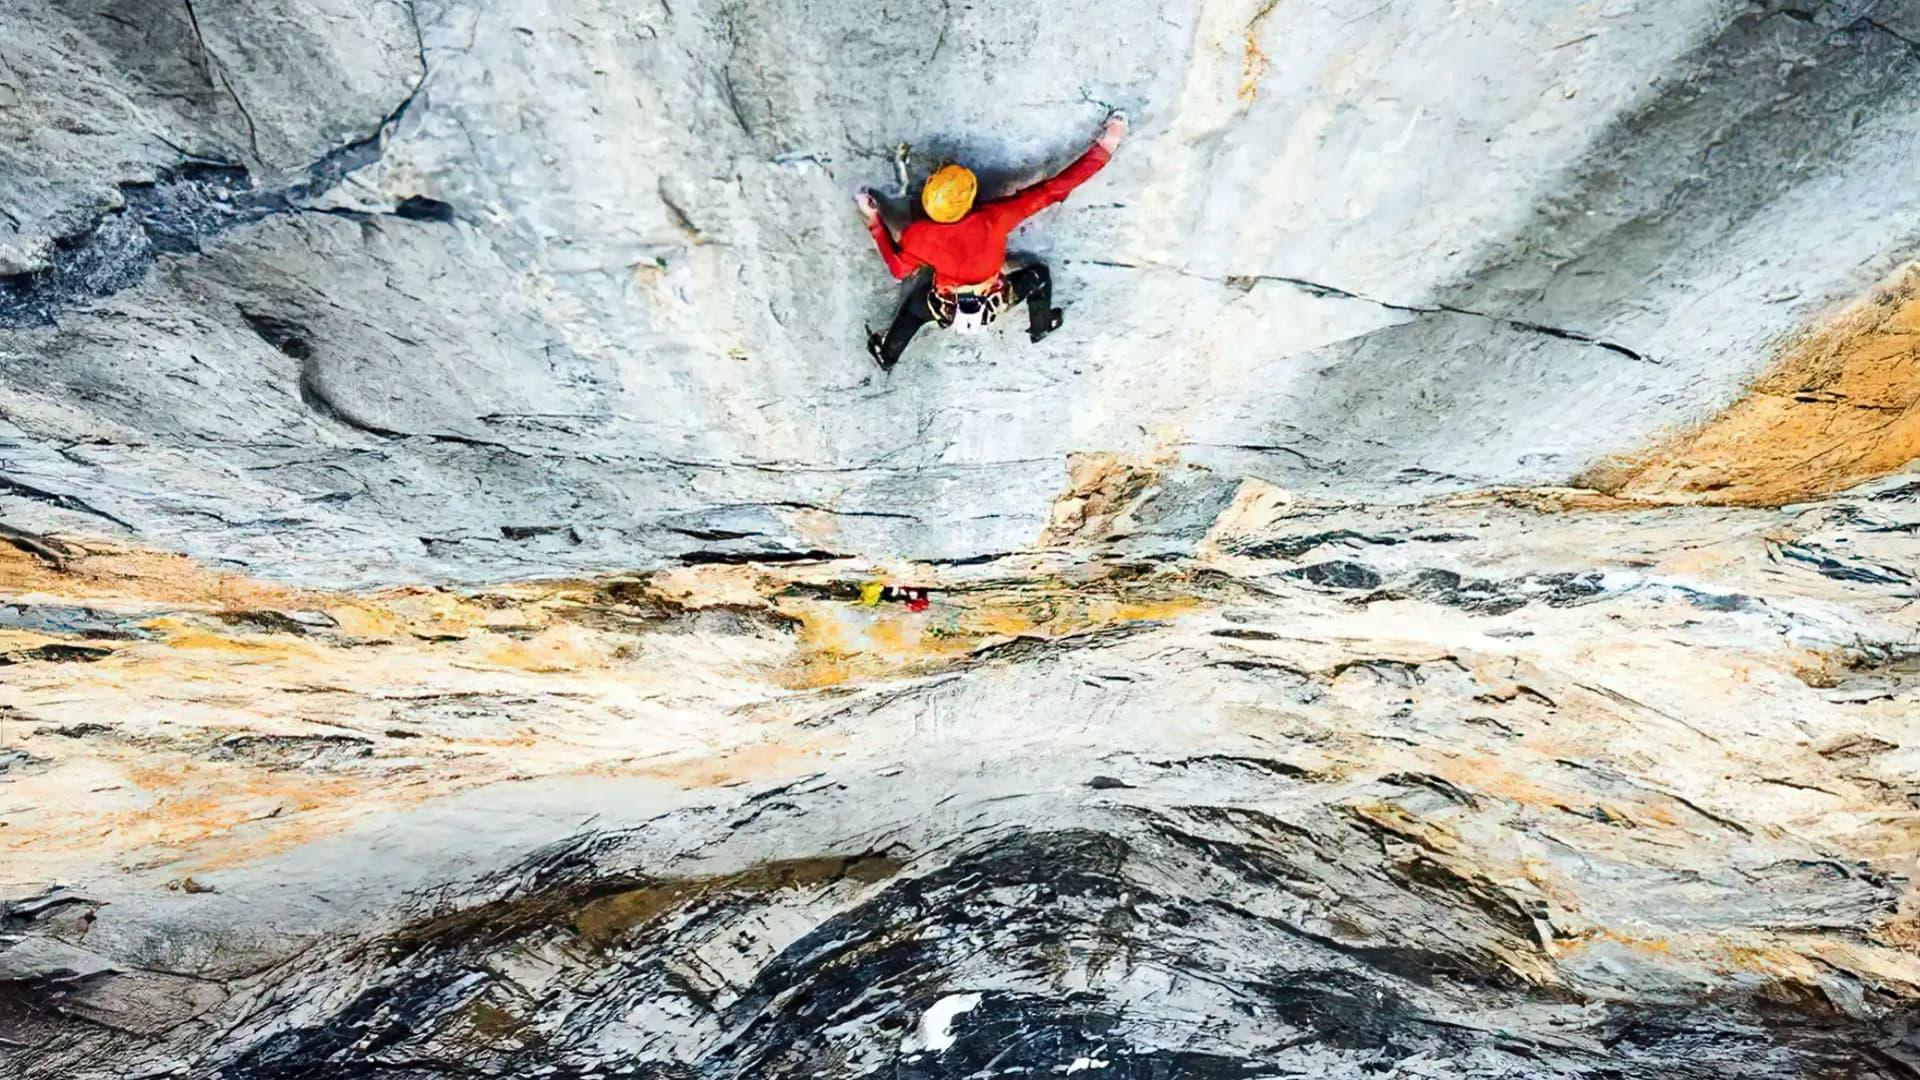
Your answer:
931,277 -> 1009,335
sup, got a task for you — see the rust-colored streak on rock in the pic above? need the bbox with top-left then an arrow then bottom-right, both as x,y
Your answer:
570,852 -> 904,949
0,534 -> 1218,876
1240,0 -> 1279,104
1042,451 -> 1175,547
0,540 -> 321,609
1582,264 -> 1920,506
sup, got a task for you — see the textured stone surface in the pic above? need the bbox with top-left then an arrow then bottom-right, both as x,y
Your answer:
5,0 -> 1920,1076
2,0 -> 1919,584
4,473 -> 1920,1076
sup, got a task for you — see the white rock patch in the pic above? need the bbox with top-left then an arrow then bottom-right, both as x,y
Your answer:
902,992 -> 983,1055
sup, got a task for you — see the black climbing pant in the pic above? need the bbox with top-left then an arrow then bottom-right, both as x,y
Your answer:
875,274 -> 938,368
872,264 -> 1058,368
1004,263 -> 1054,339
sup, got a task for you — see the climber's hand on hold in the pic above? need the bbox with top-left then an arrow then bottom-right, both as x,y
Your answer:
1097,111 -> 1128,153
855,188 -> 881,225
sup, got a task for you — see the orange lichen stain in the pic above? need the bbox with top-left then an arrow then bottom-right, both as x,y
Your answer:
0,544 -> 866,873
1041,452 -> 1177,546
774,580 -> 1202,690
1791,652 -> 1851,690
1407,749 -> 1727,840
673,739 -> 820,788
456,730 -> 542,750
354,584 -> 573,642
570,853 -> 903,950
0,538 -> 1211,869
776,601 -> 974,689
0,628 -> 91,653
327,600 -> 407,639
1562,929 -> 1678,959
2,753 -> 389,873
1198,477 -> 1294,558
473,626 -> 608,673
1,537 -> 604,650
1239,0 -> 1280,104
1561,930 -> 1920,1001
1461,487 -> 1644,515
1428,763 -> 1562,814
0,541 -> 317,609
140,617 -> 315,660
464,1001 -> 540,1047
1874,913 -> 1920,950
591,736 -> 824,791
1566,931 -> 1786,974
1716,943 -> 1797,973
1581,263 -> 1920,506
1352,801 -> 1472,848
646,564 -> 793,608
182,799 -> 409,872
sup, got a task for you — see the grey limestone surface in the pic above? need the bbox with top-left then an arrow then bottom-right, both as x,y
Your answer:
5,3 -> 1920,1077
3,0 -> 1918,585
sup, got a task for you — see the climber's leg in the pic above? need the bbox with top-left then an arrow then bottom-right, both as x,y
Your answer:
1005,263 -> 1062,343
869,274 -> 937,370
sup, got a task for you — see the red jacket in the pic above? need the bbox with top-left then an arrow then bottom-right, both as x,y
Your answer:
867,144 -> 1112,292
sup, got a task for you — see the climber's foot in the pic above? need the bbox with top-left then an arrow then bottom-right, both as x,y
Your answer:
867,330 -> 895,371
1029,308 -> 1064,344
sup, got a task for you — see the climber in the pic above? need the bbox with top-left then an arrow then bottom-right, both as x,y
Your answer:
856,111 -> 1128,370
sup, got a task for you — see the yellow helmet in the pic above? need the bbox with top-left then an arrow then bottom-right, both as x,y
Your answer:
922,164 -> 978,223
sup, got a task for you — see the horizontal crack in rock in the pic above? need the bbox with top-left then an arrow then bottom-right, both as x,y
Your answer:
1078,259 -> 1656,364
0,476 -> 134,531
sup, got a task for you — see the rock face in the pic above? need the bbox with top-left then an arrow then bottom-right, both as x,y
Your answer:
5,483 -> 1920,1077
3,0 -> 1919,583
3,0 -> 1920,1077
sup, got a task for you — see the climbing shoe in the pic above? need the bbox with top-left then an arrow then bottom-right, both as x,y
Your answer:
867,329 -> 895,371
1029,307 -> 1064,344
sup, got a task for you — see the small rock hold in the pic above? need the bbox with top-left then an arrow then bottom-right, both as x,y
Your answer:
1284,561 -> 1384,591
392,195 -> 456,222
0,748 -> 48,775
0,644 -> 113,666
217,609 -> 337,635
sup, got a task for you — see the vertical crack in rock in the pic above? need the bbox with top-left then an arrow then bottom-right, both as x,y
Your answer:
180,0 -> 263,162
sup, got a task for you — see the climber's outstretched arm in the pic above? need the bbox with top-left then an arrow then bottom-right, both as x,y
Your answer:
856,189 -> 922,280
985,112 -> 1128,228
